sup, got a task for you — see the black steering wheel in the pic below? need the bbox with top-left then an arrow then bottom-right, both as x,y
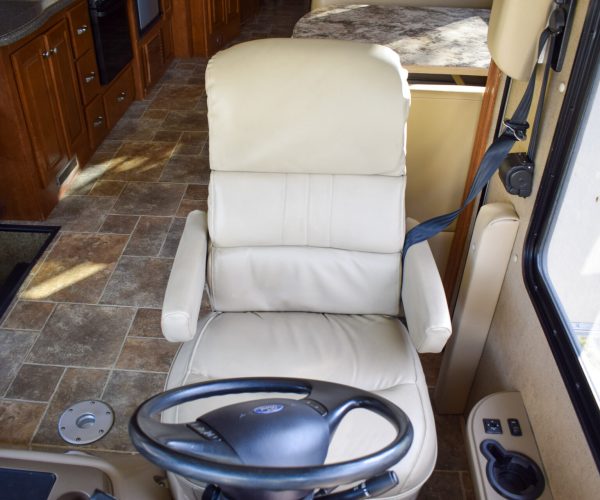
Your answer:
129,378 -> 413,497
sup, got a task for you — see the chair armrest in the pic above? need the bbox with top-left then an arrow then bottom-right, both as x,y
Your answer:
161,210 -> 208,342
401,219 -> 452,353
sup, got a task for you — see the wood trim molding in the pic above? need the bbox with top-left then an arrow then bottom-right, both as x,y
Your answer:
442,61 -> 503,305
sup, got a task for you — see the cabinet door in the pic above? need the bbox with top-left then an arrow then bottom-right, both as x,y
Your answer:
45,20 -> 87,157
162,17 -> 174,62
222,0 -> 240,43
142,30 -> 165,89
12,34 -> 68,188
205,0 -> 225,54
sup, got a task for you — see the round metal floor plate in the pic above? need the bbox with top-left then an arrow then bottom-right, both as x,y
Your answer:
58,400 -> 114,445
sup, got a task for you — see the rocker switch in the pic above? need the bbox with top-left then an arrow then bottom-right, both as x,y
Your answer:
508,418 -> 523,436
483,418 -> 503,434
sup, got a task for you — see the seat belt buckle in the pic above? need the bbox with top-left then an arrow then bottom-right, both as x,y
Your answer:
503,120 -> 529,141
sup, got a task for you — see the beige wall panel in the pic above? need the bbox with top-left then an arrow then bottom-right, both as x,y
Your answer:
405,85 -> 483,271
468,1 -> 600,497
406,86 -> 483,226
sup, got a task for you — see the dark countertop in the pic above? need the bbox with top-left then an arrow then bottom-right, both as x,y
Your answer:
0,0 -> 78,47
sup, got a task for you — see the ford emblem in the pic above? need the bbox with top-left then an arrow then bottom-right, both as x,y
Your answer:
253,404 -> 284,415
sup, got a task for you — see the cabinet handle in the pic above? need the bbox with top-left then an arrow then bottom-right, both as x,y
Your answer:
41,47 -> 58,58
76,25 -> 88,36
84,72 -> 96,84
93,116 -> 104,128
116,91 -> 127,103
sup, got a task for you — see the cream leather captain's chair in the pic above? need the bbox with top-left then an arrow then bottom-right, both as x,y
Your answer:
160,38 -> 452,499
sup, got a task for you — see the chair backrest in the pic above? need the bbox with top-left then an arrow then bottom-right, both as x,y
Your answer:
205,38 -> 411,315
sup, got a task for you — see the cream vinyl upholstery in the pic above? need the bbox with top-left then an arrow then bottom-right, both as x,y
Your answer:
161,38 -> 451,499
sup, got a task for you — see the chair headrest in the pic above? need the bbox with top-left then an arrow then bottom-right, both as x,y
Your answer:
487,0 -> 554,81
206,38 -> 410,177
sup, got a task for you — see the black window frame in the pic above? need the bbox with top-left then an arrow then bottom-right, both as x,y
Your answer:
523,0 -> 600,472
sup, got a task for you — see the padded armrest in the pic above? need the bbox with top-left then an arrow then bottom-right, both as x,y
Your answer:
401,218 -> 452,353
161,210 -> 208,342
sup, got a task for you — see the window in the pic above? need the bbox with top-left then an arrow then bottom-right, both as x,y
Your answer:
524,2 -> 600,471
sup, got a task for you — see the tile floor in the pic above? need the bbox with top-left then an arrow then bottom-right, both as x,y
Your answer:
0,1 -> 473,497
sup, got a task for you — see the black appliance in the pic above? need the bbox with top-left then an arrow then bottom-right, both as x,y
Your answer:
88,0 -> 133,85
134,0 -> 161,36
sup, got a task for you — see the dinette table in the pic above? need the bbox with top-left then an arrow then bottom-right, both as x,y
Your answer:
293,4 -> 491,79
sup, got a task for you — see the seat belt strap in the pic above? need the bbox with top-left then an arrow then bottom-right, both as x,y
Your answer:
402,28 -> 552,264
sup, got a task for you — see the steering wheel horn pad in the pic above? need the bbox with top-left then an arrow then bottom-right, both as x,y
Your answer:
129,378 -> 413,493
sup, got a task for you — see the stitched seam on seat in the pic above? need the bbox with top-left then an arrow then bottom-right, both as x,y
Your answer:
282,173 -> 288,245
189,312 -> 222,379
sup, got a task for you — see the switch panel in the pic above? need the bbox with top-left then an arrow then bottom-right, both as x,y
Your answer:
508,418 -> 523,436
483,418 -> 503,434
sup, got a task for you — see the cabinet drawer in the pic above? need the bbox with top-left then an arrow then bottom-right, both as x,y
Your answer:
76,49 -> 101,104
85,94 -> 108,150
67,1 -> 94,59
103,65 -> 134,128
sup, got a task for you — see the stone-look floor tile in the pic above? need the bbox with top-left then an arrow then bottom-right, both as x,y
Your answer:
96,370 -> 167,451
162,110 -> 208,132
461,471 -> 476,500
28,304 -> 135,367
99,215 -> 139,235
420,353 -> 442,388
45,196 -> 116,232
107,118 -> 164,141
112,182 -> 186,216
154,130 -> 181,143
143,109 -> 169,120
0,330 -> 37,394
67,154 -> 115,195
435,413 -> 469,471
22,233 -> 129,303
159,218 -> 185,258
116,338 -> 179,372
160,155 -> 210,184
96,140 -> 123,154
103,142 -> 176,182
177,199 -> 208,217
123,101 -> 148,119
128,308 -> 162,337
100,256 -> 173,308
184,184 -> 209,200
418,470 -> 464,499
6,364 -> 64,401
0,401 -> 46,445
150,84 -> 206,110
89,180 -> 126,197
33,368 -> 110,446
174,131 -> 208,156
124,216 -> 172,257
1,301 -> 55,330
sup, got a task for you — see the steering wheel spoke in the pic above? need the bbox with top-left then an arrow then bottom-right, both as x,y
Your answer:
157,422 -> 240,463
129,377 -> 414,492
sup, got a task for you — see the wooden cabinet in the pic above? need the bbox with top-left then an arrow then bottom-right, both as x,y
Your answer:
45,21 -> 87,156
173,0 -> 241,58
104,66 -> 135,127
11,32 -> 68,191
11,18 -> 86,197
129,0 -> 175,97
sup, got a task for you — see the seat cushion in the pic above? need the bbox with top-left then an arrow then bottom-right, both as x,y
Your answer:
165,312 -> 436,497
